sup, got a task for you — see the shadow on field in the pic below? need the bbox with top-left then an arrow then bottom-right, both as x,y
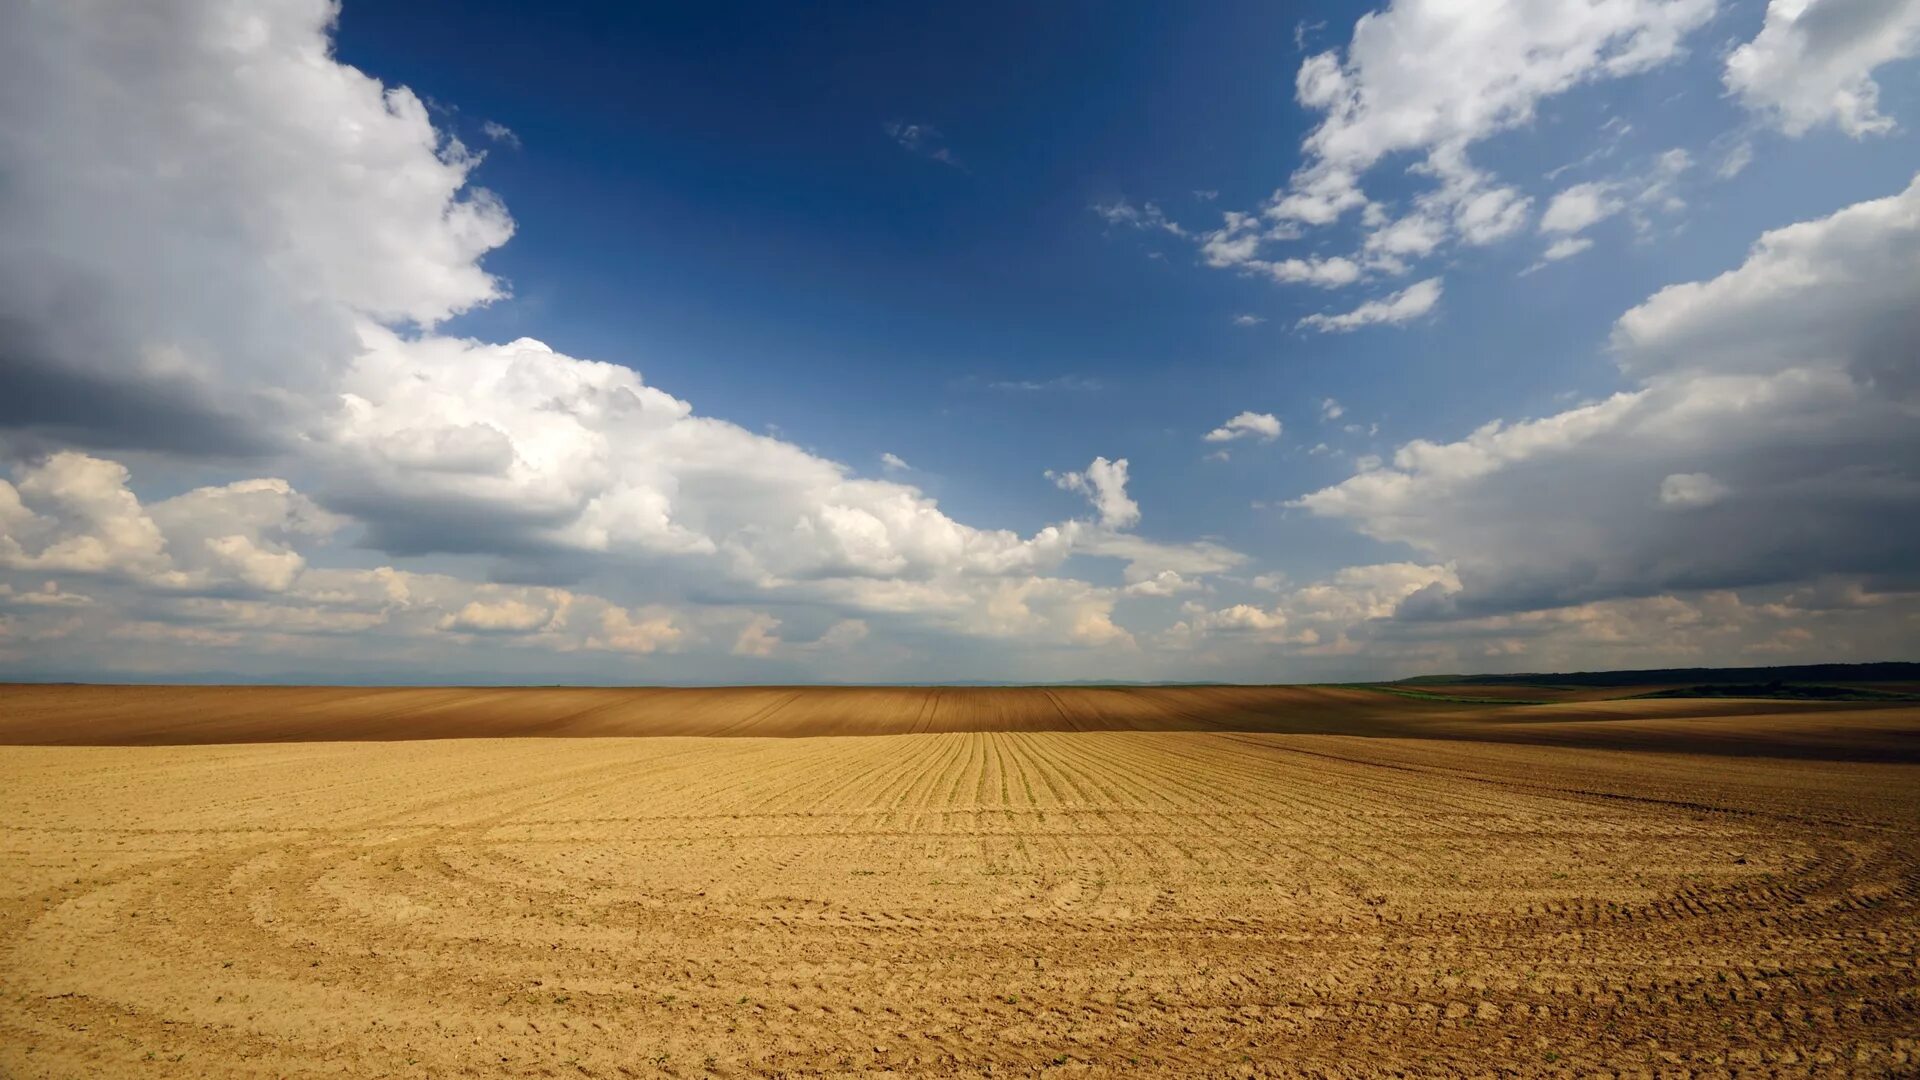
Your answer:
2,682 -> 1917,762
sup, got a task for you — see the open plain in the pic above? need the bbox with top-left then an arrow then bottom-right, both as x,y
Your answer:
2,684 -> 1918,1076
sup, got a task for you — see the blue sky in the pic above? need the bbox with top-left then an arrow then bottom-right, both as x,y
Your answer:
2,0 -> 1917,682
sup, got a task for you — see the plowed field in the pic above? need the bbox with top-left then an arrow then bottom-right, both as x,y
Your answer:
2,686 -> 1917,1076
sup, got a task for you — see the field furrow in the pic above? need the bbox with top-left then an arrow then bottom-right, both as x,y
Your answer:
4,727 -> 1917,1077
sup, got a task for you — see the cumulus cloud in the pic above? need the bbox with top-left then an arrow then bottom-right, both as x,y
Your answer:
1532,149 -> 1692,264
1203,412 -> 1283,443
0,0 -> 1252,681
441,598 -> 561,635
0,0 -> 514,453
1166,562 -> 1459,649
1280,0 -> 1711,214
732,613 -> 782,657
1294,174 -> 1920,616
1542,183 -> 1626,235
591,606 -> 685,655
1048,457 -> 1141,530
1659,472 -> 1732,507
1299,278 -> 1442,332
1726,0 -> 1920,137
1163,0 -> 1714,284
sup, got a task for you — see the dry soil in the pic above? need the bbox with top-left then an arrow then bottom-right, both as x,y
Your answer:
1,685 -> 1916,1076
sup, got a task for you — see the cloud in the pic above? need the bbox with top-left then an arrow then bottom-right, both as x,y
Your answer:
984,375 -> 1104,393
1658,472 -> 1732,507
880,452 -> 910,472
1532,149 -> 1692,264
732,613 -> 782,657
1166,562 -> 1459,647
1196,212 -> 1361,286
1726,0 -> 1920,136
481,120 -> 521,148
1092,198 -> 1188,237
1542,236 -> 1598,262
1294,174 -> 1920,616
0,581 -> 93,609
1718,141 -> 1756,179
1224,0 -> 1715,275
1259,256 -> 1365,287
1203,412 -> 1283,443
1298,277 -> 1442,332
440,598 -> 560,635
1232,313 -> 1266,326
591,606 -> 685,655
808,618 -> 871,650
0,2 -> 1264,682
1102,1 -> 1716,288
884,121 -> 959,165
1122,570 -> 1206,598
1541,182 -> 1626,235
1319,398 -> 1345,421
1048,457 -> 1141,529
0,0 -> 514,454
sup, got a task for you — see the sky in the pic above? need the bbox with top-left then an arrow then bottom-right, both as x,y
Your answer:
1,0 -> 1917,684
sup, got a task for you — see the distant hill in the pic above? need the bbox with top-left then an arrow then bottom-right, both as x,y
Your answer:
1398,661 -> 1920,688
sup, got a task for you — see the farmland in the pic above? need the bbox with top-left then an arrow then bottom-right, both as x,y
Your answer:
2,684 -> 1917,1076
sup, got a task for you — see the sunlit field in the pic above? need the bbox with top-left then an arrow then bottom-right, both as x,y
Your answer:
4,684 -> 1916,1076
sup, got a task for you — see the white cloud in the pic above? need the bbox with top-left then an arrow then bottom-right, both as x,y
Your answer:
1610,171 -> 1920,379
1719,141 -> 1756,178
1542,182 -> 1625,234
732,613 -> 782,657
1232,313 -> 1266,326
880,452 -> 910,472
1299,277 -> 1442,332
1532,149 -> 1693,263
1319,398 -> 1345,421
1166,562 -> 1459,648
0,2 -> 1259,681
884,121 -> 959,165
591,606 -> 685,655
1122,570 -> 1205,598
1048,457 -> 1141,529
0,0 -> 514,451
1726,0 -> 1920,137
1197,212 -> 1360,286
1245,0 -> 1715,272
481,120 -> 521,148
1203,412 -> 1283,443
984,375 -> 1104,393
1542,236 -> 1597,262
0,581 -> 93,609
0,454 -> 174,581
441,598 -> 561,635
1295,175 -> 1920,614
808,618 -> 871,650
1093,198 -> 1188,237
1259,256 -> 1364,287
1198,211 -> 1269,266
1659,472 -> 1732,506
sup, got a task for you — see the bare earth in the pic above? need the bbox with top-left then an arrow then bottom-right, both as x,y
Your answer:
2,685 -> 1917,1077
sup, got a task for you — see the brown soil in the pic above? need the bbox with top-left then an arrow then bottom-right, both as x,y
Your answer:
2,686 -> 1917,1076
2,683 -> 1914,761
